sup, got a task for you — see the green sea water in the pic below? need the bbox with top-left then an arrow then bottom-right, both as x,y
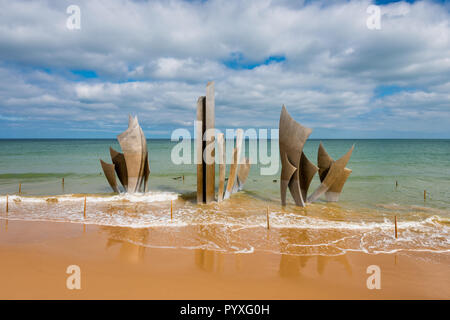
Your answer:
0,139 -> 448,255
0,139 -> 448,210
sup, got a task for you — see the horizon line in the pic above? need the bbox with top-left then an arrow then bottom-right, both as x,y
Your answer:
0,138 -> 449,140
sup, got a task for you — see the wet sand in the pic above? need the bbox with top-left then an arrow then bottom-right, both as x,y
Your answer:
0,219 -> 448,299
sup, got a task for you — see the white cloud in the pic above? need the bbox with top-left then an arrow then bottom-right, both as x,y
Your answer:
0,0 -> 448,137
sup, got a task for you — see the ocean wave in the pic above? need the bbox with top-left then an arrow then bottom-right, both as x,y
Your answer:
377,203 -> 449,215
0,192 -> 178,204
0,193 -> 448,256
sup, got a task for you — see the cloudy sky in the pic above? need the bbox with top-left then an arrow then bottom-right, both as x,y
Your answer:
0,0 -> 449,138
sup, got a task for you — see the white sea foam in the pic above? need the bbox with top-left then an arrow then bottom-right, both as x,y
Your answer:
0,192 -> 178,204
1,193 -> 448,256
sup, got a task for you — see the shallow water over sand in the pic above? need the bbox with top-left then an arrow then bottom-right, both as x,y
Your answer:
1,191 -> 448,256
0,139 -> 449,256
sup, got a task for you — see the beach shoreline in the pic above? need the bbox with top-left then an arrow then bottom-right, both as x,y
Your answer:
0,219 -> 448,300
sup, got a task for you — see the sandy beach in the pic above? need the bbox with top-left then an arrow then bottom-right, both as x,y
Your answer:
0,219 -> 448,300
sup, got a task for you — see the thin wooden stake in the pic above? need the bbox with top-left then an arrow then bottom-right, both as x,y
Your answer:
266,205 -> 270,230
19,183 -> 21,194
6,194 -> 8,213
171,200 -> 173,220
424,190 -> 426,201
394,216 -> 398,239
395,180 -> 398,188
83,196 -> 86,219
182,175 -> 185,183
62,178 -> 65,190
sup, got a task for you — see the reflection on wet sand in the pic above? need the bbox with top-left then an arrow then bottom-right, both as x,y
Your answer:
279,228 -> 310,254
2,191 -> 448,257
317,255 -> 352,276
96,221 -> 355,277
278,228 -> 308,278
279,254 -> 352,278
103,226 -> 149,263
278,228 -> 352,278
279,254 -> 303,278
195,249 -> 224,273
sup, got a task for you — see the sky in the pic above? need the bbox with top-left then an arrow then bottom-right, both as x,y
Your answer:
0,0 -> 449,139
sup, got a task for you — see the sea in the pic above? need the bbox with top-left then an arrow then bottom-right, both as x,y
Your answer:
0,139 -> 448,256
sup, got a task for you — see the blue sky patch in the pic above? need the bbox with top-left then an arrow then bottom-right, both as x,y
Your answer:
71,70 -> 98,79
374,85 -> 417,98
223,52 -> 286,70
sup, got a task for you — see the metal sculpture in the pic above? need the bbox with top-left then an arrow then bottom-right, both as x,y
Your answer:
109,147 -> 128,191
279,105 -> 353,205
279,105 -> 316,206
299,151 -> 318,201
196,96 -> 205,203
236,158 -> 251,191
217,133 -> 226,202
196,82 -> 215,203
307,143 -> 353,202
221,129 -> 251,200
117,116 -> 144,193
196,82 -> 251,203
100,115 -> 150,193
224,129 -> 243,199
100,160 -> 120,193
